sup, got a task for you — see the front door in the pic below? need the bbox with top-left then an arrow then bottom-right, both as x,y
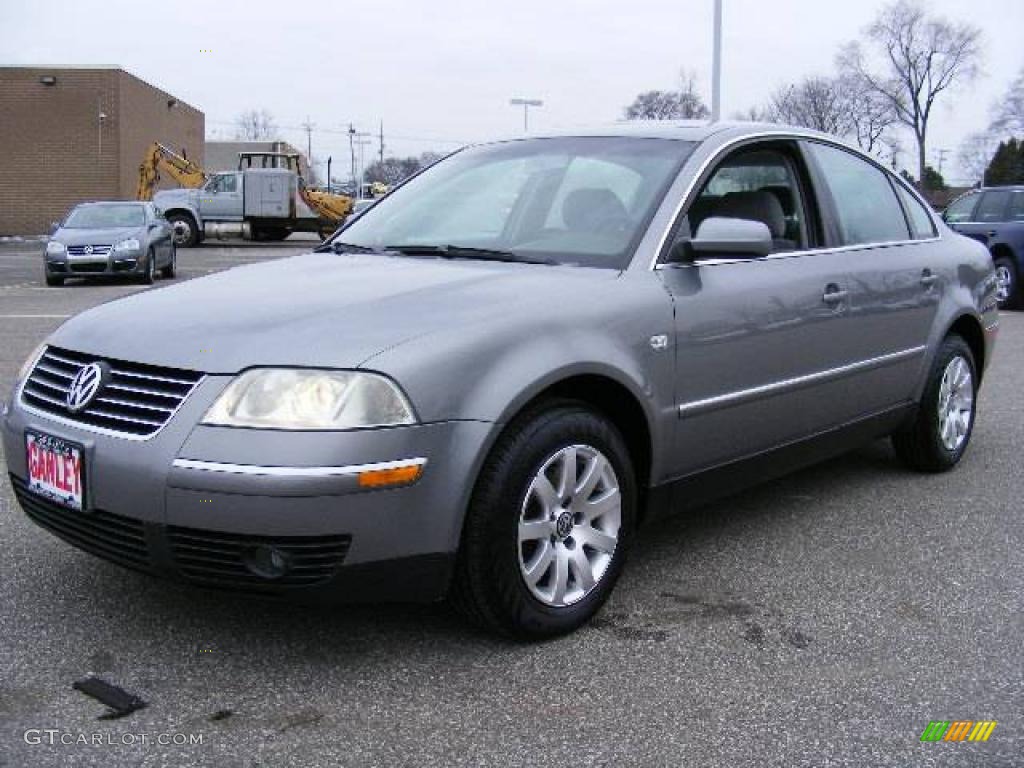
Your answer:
201,173 -> 244,220
657,141 -> 856,477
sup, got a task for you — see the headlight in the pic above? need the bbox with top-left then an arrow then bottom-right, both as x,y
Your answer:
202,369 -> 416,430
45,241 -> 65,255
113,238 -> 141,252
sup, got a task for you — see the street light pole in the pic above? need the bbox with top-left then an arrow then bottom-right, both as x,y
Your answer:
509,98 -> 543,132
711,0 -> 722,122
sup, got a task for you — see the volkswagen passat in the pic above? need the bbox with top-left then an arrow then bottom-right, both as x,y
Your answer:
3,123 -> 999,638
44,201 -> 176,286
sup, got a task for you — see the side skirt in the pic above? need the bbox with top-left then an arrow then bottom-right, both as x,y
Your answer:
644,404 -> 914,523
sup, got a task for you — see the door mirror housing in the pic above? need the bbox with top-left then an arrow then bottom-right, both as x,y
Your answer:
675,217 -> 773,261
49,221 -> 60,235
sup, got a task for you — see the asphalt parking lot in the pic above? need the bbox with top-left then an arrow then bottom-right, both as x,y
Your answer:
0,238 -> 1021,767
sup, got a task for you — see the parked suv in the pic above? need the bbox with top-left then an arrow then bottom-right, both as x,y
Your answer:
4,123 -> 1000,638
943,185 -> 1024,309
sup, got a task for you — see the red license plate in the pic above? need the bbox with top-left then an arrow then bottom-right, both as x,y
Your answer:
26,431 -> 85,511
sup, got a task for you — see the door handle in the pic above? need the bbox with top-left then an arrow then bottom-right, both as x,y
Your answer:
920,269 -> 937,288
823,285 -> 848,304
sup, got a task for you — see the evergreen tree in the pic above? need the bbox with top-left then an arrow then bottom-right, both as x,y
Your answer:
984,139 -> 1024,185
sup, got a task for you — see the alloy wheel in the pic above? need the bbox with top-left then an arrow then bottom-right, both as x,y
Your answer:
937,355 -> 974,452
517,444 -> 621,607
994,264 -> 1012,303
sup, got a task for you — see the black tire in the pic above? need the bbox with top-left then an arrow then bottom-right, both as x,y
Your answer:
892,335 -> 977,473
45,273 -> 64,287
160,244 -> 176,279
450,400 -> 636,639
993,256 -> 1019,310
167,212 -> 199,248
138,250 -> 155,285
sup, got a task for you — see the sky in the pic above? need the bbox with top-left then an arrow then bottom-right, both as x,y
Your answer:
3,0 -> 1021,184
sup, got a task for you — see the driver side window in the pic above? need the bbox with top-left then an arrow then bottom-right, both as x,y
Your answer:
683,147 -> 809,254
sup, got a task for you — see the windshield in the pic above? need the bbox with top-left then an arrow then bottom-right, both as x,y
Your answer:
64,205 -> 145,229
336,137 -> 695,269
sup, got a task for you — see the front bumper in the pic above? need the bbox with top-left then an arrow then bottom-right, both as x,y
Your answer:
46,254 -> 141,276
2,375 -> 493,603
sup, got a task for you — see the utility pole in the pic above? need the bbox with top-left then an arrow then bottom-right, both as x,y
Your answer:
509,98 -> 543,132
301,116 -> 315,180
355,136 -> 372,198
711,0 -> 723,122
934,148 -> 950,179
348,123 -> 357,195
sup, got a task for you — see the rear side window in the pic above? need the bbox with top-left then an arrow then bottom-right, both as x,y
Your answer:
943,193 -> 979,223
976,190 -> 1011,222
1010,191 -> 1024,221
894,183 -> 937,239
806,142 -> 909,245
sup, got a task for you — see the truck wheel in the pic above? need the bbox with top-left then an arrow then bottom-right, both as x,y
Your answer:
993,256 -> 1019,309
168,213 -> 199,248
450,400 -> 636,639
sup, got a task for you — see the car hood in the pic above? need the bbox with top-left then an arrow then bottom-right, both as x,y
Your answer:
54,227 -> 145,246
48,252 -> 617,373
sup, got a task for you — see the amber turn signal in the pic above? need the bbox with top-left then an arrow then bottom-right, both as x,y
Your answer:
357,464 -> 423,488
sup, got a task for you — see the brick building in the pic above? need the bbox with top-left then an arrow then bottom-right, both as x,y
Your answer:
0,66 -> 204,235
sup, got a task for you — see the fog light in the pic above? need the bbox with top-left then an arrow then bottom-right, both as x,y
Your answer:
242,544 -> 290,579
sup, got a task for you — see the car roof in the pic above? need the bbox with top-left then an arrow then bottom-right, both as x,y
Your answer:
74,201 -> 147,207
500,120 -> 835,144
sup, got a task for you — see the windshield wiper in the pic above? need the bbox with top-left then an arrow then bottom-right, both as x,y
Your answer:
315,241 -> 383,254
384,244 -> 553,265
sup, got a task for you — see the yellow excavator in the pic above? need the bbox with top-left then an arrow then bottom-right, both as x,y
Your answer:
135,142 -> 354,244
136,142 -> 206,201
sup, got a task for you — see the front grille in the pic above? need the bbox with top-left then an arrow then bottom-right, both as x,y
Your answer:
11,475 -> 149,570
21,346 -> 203,438
67,245 -> 111,256
167,526 -> 351,590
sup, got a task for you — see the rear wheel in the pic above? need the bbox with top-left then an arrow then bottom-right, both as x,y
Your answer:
167,212 -> 199,248
451,401 -> 635,639
994,256 -> 1019,309
892,335 -> 977,472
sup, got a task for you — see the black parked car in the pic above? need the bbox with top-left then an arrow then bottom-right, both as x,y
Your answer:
943,186 -> 1024,309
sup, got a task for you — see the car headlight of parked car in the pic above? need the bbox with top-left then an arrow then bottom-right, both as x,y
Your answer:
113,238 -> 141,252
45,241 -> 65,255
202,369 -> 416,430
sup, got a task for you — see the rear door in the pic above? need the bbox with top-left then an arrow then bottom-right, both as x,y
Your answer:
801,140 -> 938,413
951,189 -> 1011,247
658,140 -> 858,476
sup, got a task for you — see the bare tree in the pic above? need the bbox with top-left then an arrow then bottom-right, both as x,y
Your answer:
767,76 -> 849,134
957,131 -> 999,186
234,108 -> 279,141
624,69 -> 709,120
991,65 -> 1024,136
838,0 -> 982,185
840,73 -> 896,155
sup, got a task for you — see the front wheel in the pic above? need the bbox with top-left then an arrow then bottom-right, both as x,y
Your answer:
892,335 -> 977,472
167,213 -> 199,248
451,402 -> 636,639
160,244 -> 176,279
994,256 -> 1019,310
45,274 -> 64,287
137,250 -> 155,285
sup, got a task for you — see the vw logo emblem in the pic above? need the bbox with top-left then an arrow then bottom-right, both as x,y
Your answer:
66,362 -> 106,413
83,245 -> 93,255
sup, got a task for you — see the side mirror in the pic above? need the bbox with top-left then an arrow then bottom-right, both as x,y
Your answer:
676,217 -> 773,261
49,221 -> 60,235
153,207 -> 163,218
